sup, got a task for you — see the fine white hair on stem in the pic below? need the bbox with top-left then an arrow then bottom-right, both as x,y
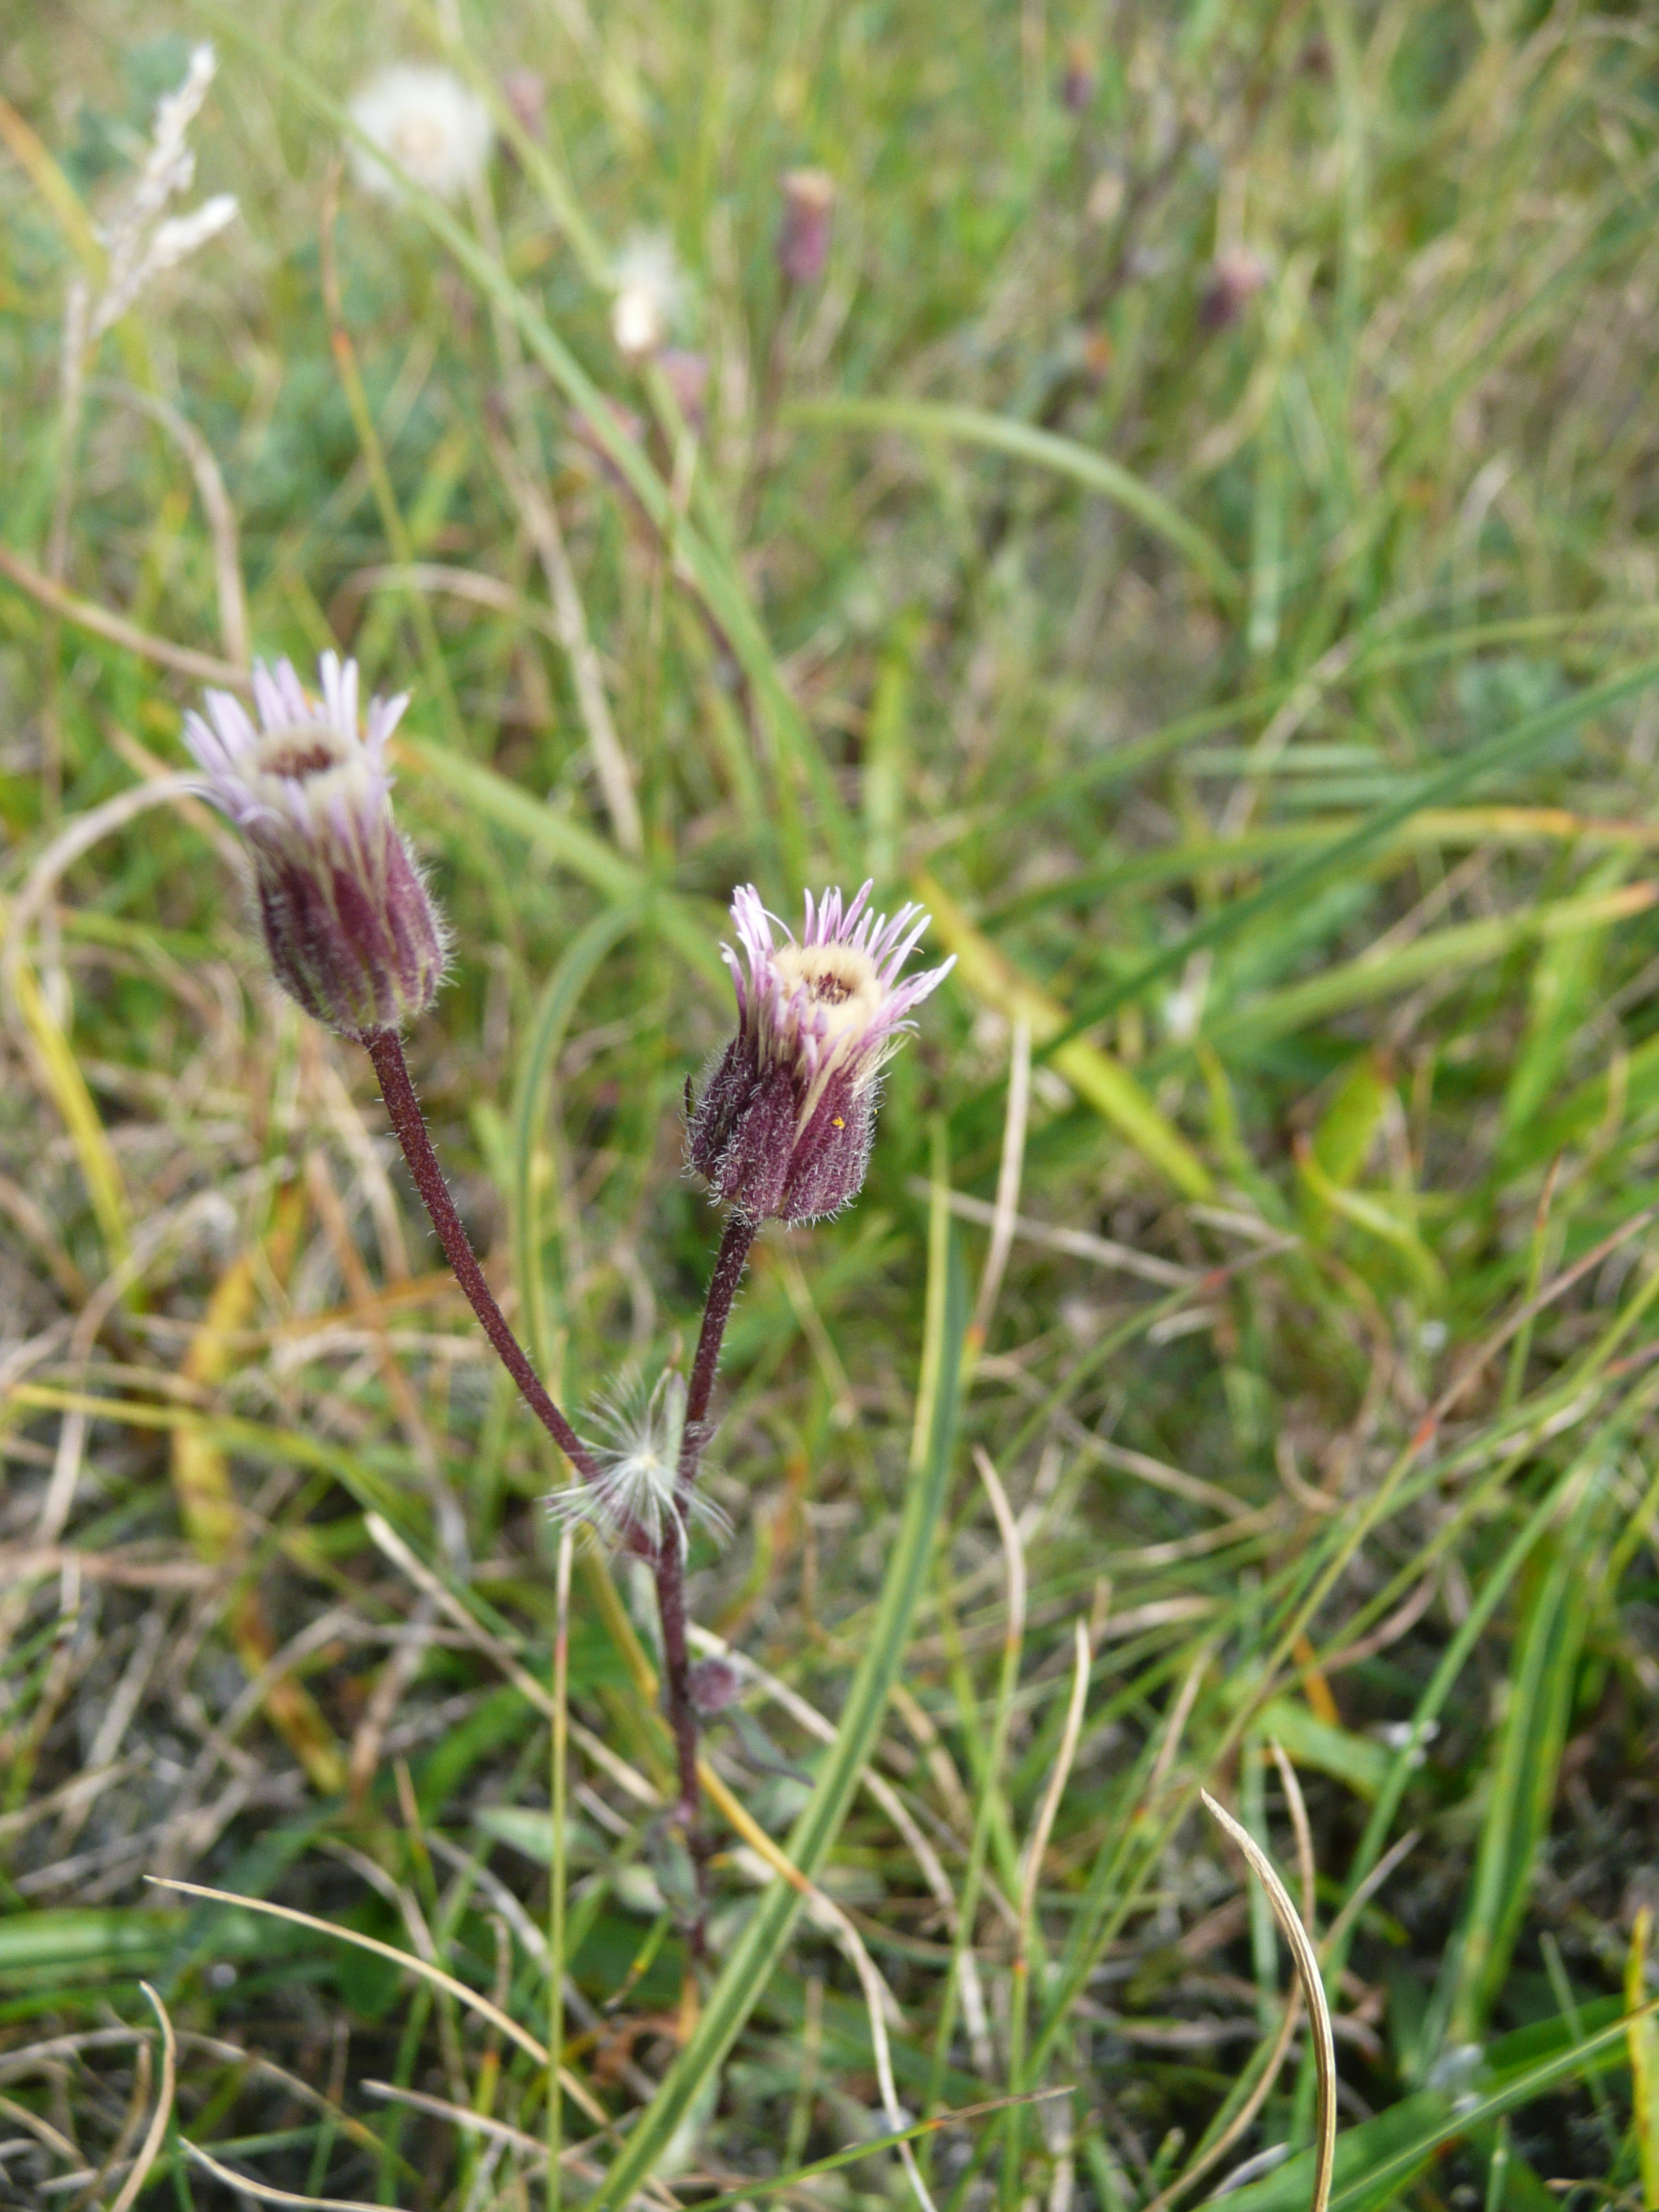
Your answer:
969,1014 -> 1032,1351
1201,1791 -> 1339,2212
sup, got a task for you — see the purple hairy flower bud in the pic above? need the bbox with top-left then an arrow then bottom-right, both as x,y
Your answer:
182,653 -> 446,1039
776,168 -> 835,287
688,881 -> 953,1226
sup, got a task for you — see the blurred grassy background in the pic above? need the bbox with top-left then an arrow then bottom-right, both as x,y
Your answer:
1,1 -> 1659,2206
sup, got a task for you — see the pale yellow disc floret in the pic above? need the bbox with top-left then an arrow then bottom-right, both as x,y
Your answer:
769,940 -> 901,1126
248,721 -> 374,826
773,941 -> 885,1043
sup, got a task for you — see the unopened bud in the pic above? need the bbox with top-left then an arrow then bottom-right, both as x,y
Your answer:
183,655 -> 446,1038
777,168 -> 835,287
688,1656 -> 745,1714
1061,38 -> 1096,112
1198,247 -> 1269,332
659,348 -> 710,433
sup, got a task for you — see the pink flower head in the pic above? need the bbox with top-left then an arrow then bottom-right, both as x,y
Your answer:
182,653 -> 446,1038
688,881 -> 953,1224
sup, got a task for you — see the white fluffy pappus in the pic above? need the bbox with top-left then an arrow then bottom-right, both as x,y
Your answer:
610,233 -> 688,362
348,63 -> 493,205
548,1371 -> 729,1559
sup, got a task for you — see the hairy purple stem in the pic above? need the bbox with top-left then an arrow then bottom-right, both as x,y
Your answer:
654,1211 -> 759,1946
364,1028 -> 598,1483
681,1213 -> 759,1483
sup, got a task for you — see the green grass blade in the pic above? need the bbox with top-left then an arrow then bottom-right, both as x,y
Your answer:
1047,647 -> 1659,1048
787,397 -> 1241,606
510,900 -> 644,1378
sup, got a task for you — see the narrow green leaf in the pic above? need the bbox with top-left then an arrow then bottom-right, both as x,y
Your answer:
788,397 -> 1240,606
1048,649 -> 1659,1049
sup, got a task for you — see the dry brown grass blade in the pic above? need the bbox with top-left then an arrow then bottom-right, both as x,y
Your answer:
147,1876 -> 549,2068
1138,1746 -> 1323,2212
180,2137 -> 388,2210
144,1876 -> 617,2132
1202,1791 -> 1337,2212
171,1182 -> 347,1794
107,1982 -> 177,2212
0,538 -> 246,686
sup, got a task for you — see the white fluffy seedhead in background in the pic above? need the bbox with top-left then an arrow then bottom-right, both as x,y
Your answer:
611,233 -> 688,362
348,63 -> 493,204
87,42 -> 238,340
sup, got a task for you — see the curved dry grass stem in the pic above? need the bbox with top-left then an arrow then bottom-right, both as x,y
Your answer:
86,379 -> 249,668
974,1444 -> 1027,1647
1201,1791 -> 1338,2212
1148,1748 -> 1317,2212
1018,1619 -> 1091,1944
1267,1741 -> 1317,1933
145,1876 -> 552,2075
0,539 -> 247,686
968,1015 -> 1033,1354
1136,1750 -> 1326,2212
107,1981 -> 177,2212
1320,1828 -> 1421,1961
181,2138 -> 386,2210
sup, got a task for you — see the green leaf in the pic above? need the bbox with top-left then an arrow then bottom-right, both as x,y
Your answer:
1254,1699 -> 1393,1799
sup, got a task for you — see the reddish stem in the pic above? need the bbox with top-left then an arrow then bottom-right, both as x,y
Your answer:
680,1213 -> 758,1485
364,1028 -> 597,1483
369,1028 -> 757,1952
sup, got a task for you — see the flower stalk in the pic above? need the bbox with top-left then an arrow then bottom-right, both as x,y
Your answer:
184,657 -> 951,1959
364,1028 -> 597,1481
